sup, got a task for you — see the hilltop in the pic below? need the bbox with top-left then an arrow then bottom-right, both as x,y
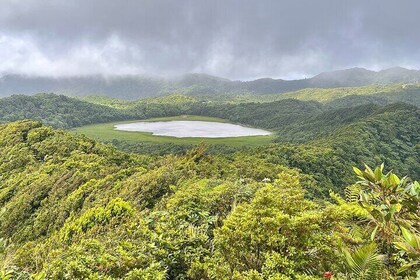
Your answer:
1,67 -> 420,99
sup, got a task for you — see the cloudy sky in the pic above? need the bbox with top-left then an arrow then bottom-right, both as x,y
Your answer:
1,0 -> 419,80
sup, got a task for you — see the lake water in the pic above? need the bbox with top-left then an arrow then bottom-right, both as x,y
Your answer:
114,121 -> 272,138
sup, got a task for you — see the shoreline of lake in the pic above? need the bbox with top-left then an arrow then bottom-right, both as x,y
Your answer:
114,120 -> 272,138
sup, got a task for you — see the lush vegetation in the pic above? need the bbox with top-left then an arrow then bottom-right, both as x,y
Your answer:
194,84 -> 420,107
280,84 -> 420,105
1,86 -> 419,132
0,121 -> 419,279
0,94 -> 132,128
0,82 -> 419,279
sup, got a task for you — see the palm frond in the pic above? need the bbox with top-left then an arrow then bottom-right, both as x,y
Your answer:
342,243 -> 385,280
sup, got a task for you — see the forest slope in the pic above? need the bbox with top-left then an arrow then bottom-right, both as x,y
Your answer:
0,121 -> 419,279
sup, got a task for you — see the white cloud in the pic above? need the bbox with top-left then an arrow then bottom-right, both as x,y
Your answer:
0,33 -> 149,77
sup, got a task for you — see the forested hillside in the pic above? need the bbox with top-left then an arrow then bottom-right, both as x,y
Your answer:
0,87 -> 419,279
3,87 -> 419,130
3,0 -> 420,279
195,84 -> 420,107
0,121 -> 419,279
0,94 -> 132,128
265,103 -> 420,195
2,67 -> 420,99
0,94 -> 419,189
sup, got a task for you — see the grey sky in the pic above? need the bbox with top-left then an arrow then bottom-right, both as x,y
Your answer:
1,0 -> 419,80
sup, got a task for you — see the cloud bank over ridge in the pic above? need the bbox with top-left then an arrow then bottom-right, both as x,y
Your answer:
1,0 -> 419,80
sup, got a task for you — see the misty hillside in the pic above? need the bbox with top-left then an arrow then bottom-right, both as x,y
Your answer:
2,67 -> 420,99
310,67 -> 420,87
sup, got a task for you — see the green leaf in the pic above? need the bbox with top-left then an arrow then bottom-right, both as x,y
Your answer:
363,171 -> 376,182
353,167 -> 364,177
374,166 -> 382,181
370,225 -> 379,241
397,261 -> 420,274
400,227 -> 413,243
389,174 -> 400,186
364,164 -> 376,181
394,241 -> 414,253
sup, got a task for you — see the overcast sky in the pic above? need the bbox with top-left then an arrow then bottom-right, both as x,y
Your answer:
1,0 -> 419,80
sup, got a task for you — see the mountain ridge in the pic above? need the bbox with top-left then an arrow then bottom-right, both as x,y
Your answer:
1,67 -> 420,99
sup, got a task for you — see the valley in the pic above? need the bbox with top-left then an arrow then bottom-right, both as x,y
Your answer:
3,1 -> 420,278
0,74 -> 419,279
73,116 -> 274,147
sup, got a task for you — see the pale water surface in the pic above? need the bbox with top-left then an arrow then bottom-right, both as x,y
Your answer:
114,121 -> 272,138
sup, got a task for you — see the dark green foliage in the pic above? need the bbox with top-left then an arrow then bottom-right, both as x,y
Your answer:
258,103 -> 420,194
0,121 -> 418,279
0,93 -> 132,128
1,92 -> 418,197
0,82 -> 419,279
189,99 -> 325,130
0,121 -> 308,278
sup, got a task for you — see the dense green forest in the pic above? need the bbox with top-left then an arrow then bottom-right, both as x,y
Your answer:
0,91 -> 419,189
0,83 -> 419,279
3,0 -> 420,278
0,120 -> 419,279
0,94 -> 132,128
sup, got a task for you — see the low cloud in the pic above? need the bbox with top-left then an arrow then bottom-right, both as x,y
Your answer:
1,0 -> 420,80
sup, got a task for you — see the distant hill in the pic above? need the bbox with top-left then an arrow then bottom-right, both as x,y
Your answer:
0,75 -> 168,100
0,93 -> 132,128
309,67 -> 420,87
1,67 -> 420,99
